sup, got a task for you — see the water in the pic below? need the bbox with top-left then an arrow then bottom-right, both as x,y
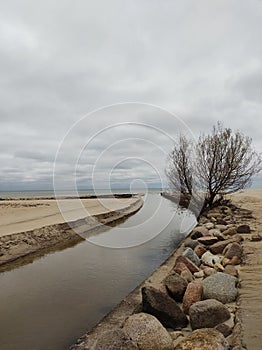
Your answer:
0,194 -> 196,350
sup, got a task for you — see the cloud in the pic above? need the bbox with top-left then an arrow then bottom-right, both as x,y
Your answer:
0,0 -> 262,190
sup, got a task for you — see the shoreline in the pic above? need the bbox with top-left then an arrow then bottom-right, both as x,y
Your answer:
70,189 -> 262,349
0,195 -> 143,270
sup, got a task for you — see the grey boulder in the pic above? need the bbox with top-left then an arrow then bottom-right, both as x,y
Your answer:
203,272 -> 238,303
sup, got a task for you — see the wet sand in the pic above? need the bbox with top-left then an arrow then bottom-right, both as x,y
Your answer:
230,189 -> 262,350
0,196 -> 143,268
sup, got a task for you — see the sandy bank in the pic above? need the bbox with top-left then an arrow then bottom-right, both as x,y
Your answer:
0,196 -> 143,269
230,189 -> 262,350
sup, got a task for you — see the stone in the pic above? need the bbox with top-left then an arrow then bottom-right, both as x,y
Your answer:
175,328 -> 229,350
236,224 -> 250,233
251,233 -> 262,241
215,324 -> 233,338
194,245 -> 207,258
184,239 -> 199,250
223,227 -> 237,236
180,269 -> 194,283
209,239 -> 235,254
142,286 -> 188,329
198,236 -> 218,245
94,329 -> 138,349
189,299 -> 230,329
173,261 -> 191,274
227,256 -> 241,265
215,225 -> 227,232
191,226 -> 210,238
175,256 -> 200,274
202,273 -> 238,303
123,313 -> 174,350
182,247 -> 201,266
204,222 -> 215,230
194,270 -> 204,278
223,243 -> 243,260
209,229 -> 223,237
216,218 -> 228,225
214,263 -> 224,272
201,251 -> 222,267
164,273 -> 188,302
224,265 -> 238,277
183,281 -> 203,314
203,267 -> 217,277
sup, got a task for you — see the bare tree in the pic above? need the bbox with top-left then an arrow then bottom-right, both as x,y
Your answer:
166,122 -> 261,211
166,134 -> 193,195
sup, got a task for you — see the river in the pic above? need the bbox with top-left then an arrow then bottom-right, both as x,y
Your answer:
0,193 -> 196,350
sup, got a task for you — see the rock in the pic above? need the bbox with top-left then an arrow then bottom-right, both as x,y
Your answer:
209,239 -> 235,254
194,245 -> 207,258
223,243 -> 243,260
173,261 -> 191,274
251,233 -> 262,241
201,251 -> 222,267
216,218 -> 228,225
227,256 -> 241,265
183,281 -> 203,314
203,267 -> 217,277
223,227 -> 237,236
184,239 -> 199,250
204,222 -> 215,230
142,286 -> 188,329
189,299 -> 230,329
164,273 -> 188,302
175,328 -> 229,349
182,247 -> 201,266
123,313 -> 174,350
209,229 -> 223,237
175,256 -> 200,274
194,270 -> 204,278
180,269 -> 194,283
215,323 -> 232,338
94,329 -> 138,349
236,224 -> 250,233
214,263 -> 224,272
224,265 -> 238,277
198,236 -> 218,245
191,226 -> 210,238
215,225 -> 227,232
203,272 -> 238,303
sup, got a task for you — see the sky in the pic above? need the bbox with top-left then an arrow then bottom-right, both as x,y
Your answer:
0,0 -> 262,191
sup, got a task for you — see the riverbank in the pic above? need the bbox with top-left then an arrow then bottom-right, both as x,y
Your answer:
0,195 -> 143,270
71,189 -> 262,349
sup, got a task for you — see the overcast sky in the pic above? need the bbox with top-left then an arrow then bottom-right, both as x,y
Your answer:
1,0 -> 262,191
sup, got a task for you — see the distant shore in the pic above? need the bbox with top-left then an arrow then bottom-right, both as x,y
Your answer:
0,194 -> 143,270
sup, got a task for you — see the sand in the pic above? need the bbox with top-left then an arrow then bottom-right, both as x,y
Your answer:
0,196 -> 143,269
230,189 -> 262,350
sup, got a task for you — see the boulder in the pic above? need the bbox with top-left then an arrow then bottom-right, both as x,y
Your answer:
184,239 -> 199,250
175,328 -> 229,350
223,242 -> 243,260
182,247 -> 201,266
173,261 -> 190,274
183,281 -> 203,314
198,236 -> 218,245
194,245 -> 207,258
142,286 -> 188,329
202,272 -> 238,303
191,226 -> 210,238
223,227 -> 237,236
189,299 -> 230,329
236,224 -> 250,233
123,313 -> 174,350
180,269 -> 194,283
164,273 -> 188,302
224,265 -> 238,277
201,251 -> 222,267
175,256 -> 200,273
204,222 -> 215,230
209,239 -> 235,254
94,329 -> 138,349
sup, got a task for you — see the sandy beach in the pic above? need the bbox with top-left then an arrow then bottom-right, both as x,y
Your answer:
0,195 -> 143,268
230,189 -> 262,350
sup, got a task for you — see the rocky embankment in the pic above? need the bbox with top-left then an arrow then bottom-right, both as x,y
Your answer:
0,196 -> 143,270
71,199 -> 260,350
